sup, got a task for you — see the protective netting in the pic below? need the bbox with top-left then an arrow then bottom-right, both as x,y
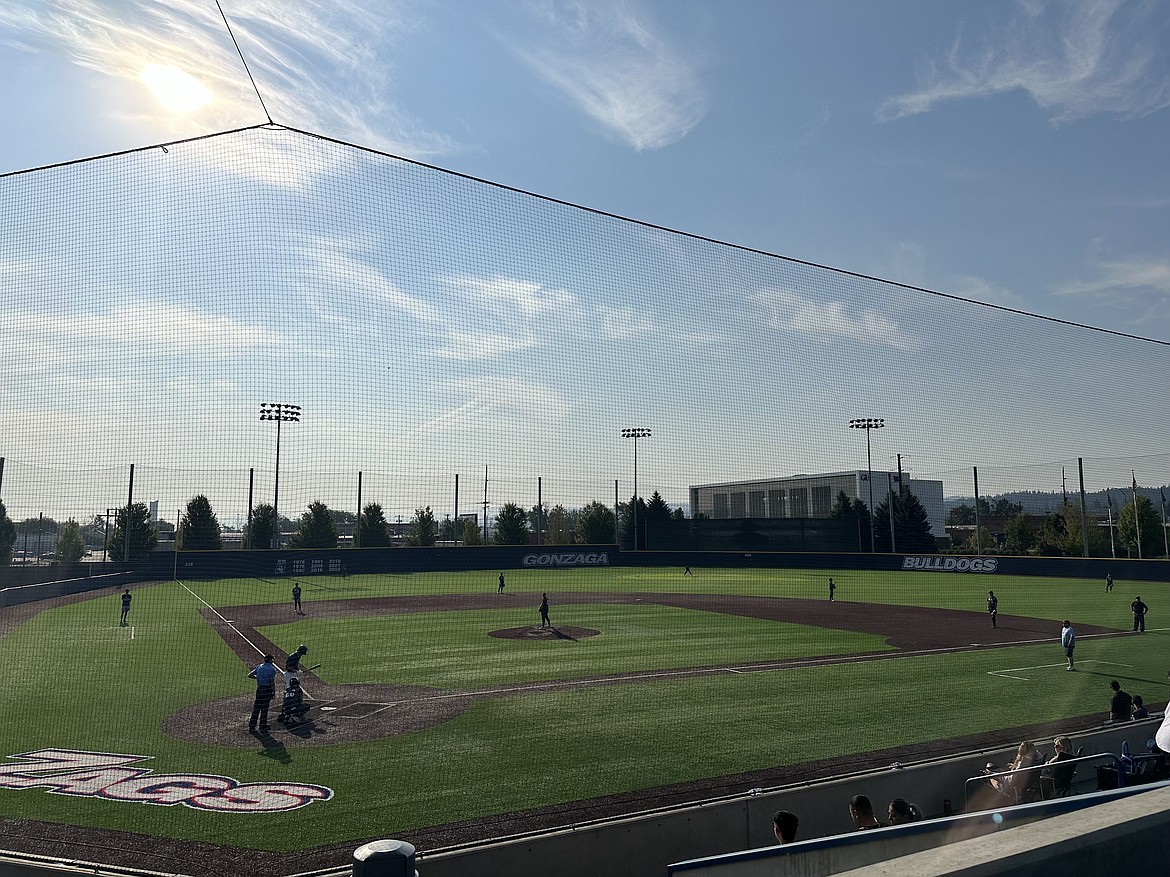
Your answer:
1,126 -> 1169,872
3,125 -> 1167,540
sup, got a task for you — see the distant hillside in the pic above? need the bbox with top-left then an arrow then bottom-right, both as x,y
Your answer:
944,486 -> 1169,516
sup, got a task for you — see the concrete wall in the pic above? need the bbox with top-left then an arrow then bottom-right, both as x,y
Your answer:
666,783 -> 1169,877
831,784 -> 1170,877
412,721 -> 1162,877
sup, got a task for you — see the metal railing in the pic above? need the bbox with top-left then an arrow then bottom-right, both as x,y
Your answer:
964,752 -> 1121,810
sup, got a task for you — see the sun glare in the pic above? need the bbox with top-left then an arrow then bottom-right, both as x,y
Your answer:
141,63 -> 212,114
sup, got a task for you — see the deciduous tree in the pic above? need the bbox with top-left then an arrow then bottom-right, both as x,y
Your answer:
1118,495 -> 1162,558
292,501 -> 338,549
577,501 -> 616,545
179,495 -> 222,550
0,501 -> 17,566
359,503 -> 391,547
55,519 -> 86,564
406,506 -> 438,547
107,503 -> 157,562
245,504 -> 276,550
546,505 -> 571,544
460,517 -> 484,545
1003,513 -> 1037,555
494,503 -> 530,545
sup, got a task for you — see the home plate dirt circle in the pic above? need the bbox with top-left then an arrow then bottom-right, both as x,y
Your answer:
488,625 -> 600,641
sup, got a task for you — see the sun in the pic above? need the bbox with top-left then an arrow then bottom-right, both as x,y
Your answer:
141,64 -> 212,114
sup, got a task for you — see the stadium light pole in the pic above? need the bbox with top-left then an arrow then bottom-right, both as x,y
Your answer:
260,403 -> 301,549
849,418 -> 885,553
621,428 -> 652,550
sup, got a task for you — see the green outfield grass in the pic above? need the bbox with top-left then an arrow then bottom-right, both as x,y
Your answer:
0,566 -> 1165,853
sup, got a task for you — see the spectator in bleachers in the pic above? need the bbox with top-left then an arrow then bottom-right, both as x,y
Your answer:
772,810 -> 799,844
1157,670 -> 1170,753
1132,695 -> 1149,720
848,794 -> 882,830
1041,736 -> 1076,797
1109,680 -> 1133,722
887,798 -> 922,824
987,741 -> 1043,803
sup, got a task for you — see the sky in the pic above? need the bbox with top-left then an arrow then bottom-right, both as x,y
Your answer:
2,0 -> 1169,525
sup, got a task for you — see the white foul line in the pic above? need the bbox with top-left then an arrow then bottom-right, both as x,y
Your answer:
988,659 -> 1134,681
177,580 -> 265,656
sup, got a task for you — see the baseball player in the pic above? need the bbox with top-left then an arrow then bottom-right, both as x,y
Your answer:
284,644 -> 309,688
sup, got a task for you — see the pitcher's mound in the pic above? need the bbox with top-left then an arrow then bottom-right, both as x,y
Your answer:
489,625 -> 600,641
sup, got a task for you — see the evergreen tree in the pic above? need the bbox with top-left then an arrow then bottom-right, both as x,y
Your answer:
872,491 -> 934,552
359,502 -> 391,547
644,491 -> 672,521
830,490 -> 870,552
546,505 -> 571,544
494,502 -> 530,545
0,500 -> 15,567
460,517 -> 484,545
577,501 -> 616,545
245,503 -> 276,549
55,519 -> 86,564
292,501 -> 338,549
107,503 -> 157,562
406,506 -> 438,547
179,495 -> 222,550
618,496 -> 648,549
437,515 -> 457,543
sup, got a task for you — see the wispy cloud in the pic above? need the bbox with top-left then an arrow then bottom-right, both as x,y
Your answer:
434,329 -> 536,360
293,234 -> 440,324
0,304 -> 282,379
449,375 -> 569,421
444,274 -> 576,317
1056,256 -> 1170,297
0,0 -> 455,157
506,0 -> 707,150
877,0 -> 1170,123
753,288 -> 918,351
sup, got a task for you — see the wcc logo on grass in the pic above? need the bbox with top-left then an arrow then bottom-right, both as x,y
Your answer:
0,749 -> 333,812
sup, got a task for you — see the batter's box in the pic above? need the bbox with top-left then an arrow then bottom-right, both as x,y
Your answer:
323,701 -> 396,719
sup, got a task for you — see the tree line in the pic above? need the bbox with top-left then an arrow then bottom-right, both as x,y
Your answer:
0,489 -> 685,564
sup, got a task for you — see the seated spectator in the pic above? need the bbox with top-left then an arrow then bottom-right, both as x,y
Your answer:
987,741 -> 1043,803
277,678 -> 310,724
848,794 -> 882,830
887,798 -> 922,824
1041,736 -> 1076,797
1132,695 -> 1149,720
772,810 -> 799,844
1109,680 -> 1133,722
1158,670 -> 1170,754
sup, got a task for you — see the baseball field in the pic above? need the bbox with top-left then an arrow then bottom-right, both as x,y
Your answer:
0,565 -> 1165,874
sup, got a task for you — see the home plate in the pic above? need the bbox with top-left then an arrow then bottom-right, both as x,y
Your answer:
320,706 -> 339,712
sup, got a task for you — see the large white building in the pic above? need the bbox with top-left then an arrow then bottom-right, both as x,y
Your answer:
689,471 -> 946,537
